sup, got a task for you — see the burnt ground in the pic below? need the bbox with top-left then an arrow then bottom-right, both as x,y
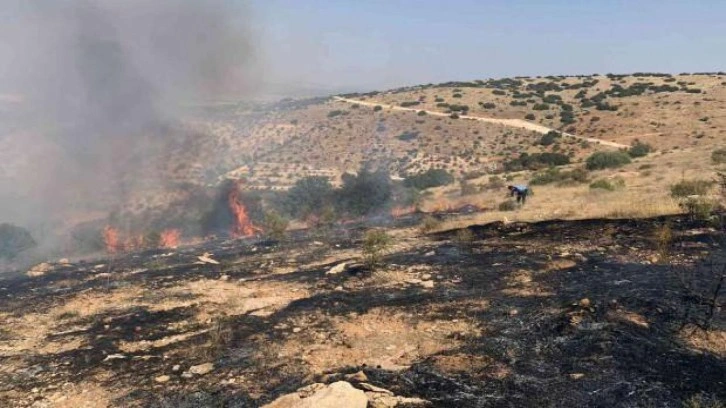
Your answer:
0,215 -> 724,407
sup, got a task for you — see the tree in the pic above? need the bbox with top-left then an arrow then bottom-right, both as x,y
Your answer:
0,223 -> 36,260
284,176 -> 334,218
337,165 -> 392,216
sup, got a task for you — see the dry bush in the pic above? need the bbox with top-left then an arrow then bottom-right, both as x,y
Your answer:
420,215 -> 442,234
498,200 -> 517,211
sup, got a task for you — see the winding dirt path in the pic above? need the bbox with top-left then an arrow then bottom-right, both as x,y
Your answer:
334,96 -> 628,149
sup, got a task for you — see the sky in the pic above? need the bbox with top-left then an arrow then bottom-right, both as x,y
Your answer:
252,0 -> 726,93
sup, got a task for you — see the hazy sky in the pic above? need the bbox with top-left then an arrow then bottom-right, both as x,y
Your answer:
253,0 -> 726,92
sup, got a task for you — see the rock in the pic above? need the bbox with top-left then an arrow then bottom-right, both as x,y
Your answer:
358,383 -> 393,394
102,354 -> 127,362
367,394 -> 431,408
172,365 -> 181,372
262,381 -> 367,408
421,273 -> 432,280
420,280 -> 435,289
406,278 -> 422,285
334,286 -> 344,291
197,253 -> 220,265
424,251 -> 435,257
344,370 -> 368,382
578,298 -> 591,308
154,375 -> 170,383
292,327 -> 302,333
189,362 -> 214,376
181,372 -> 193,379
27,263 -> 52,278
569,373 -> 585,380
58,258 -> 70,264
326,262 -> 347,275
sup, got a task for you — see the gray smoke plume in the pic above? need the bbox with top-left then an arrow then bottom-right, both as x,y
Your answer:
0,1 -> 260,260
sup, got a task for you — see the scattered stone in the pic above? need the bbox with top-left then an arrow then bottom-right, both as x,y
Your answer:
93,264 -> 106,270
508,309 -> 519,316
569,373 -> 585,380
102,354 -> 127,362
312,241 -> 324,246
367,394 -> 431,408
420,280 -> 435,289
154,375 -> 170,383
219,274 -> 230,281
292,327 -> 302,333
344,371 -> 368,383
181,372 -> 193,379
578,298 -> 591,308
262,381 -> 367,408
421,273 -> 432,280
189,362 -> 214,376
406,278 -> 422,285
424,251 -> 435,257
334,286 -> 344,291
58,258 -> 70,264
27,263 -> 52,278
326,262 -> 347,275
172,365 -> 181,372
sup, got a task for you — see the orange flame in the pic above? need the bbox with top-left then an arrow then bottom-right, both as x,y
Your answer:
103,226 -> 120,254
160,229 -> 181,248
228,180 -> 260,238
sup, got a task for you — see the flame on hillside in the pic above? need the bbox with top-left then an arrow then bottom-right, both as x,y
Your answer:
103,226 -> 120,254
228,180 -> 260,238
160,229 -> 181,248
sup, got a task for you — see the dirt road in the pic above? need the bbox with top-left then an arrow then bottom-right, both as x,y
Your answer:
334,96 -> 628,149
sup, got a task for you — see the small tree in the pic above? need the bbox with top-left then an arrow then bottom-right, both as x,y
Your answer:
362,229 -> 392,269
628,140 -> 652,158
263,211 -> 289,241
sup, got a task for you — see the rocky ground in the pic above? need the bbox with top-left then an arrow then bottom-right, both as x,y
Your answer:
0,214 -> 724,407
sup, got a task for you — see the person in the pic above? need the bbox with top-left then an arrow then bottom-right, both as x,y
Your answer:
507,185 -> 529,205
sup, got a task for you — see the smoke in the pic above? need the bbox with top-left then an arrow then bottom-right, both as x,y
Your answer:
0,1 -> 260,257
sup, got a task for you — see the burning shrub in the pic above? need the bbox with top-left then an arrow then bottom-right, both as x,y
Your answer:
0,223 -> 36,260
362,229 -> 392,269
201,180 -> 264,238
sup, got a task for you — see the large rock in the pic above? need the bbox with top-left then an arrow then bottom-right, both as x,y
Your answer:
262,381 -> 367,408
27,263 -> 52,277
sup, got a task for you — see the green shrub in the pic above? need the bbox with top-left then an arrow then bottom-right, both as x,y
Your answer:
362,229 -> 393,269
397,131 -> 419,142
711,148 -> 726,164
373,105 -> 383,112
498,200 -> 517,211
400,101 -> 421,107
417,110 -> 427,116
524,113 -> 536,120
337,166 -> 392,216
585,151 -> 632,170
628,141 -> 652,158
670,179 -> 713,198
404,169 -> 455,190
538,130 -> 561,146
327,110 -> 346,118
530,167 -> 589,186
263,211 -> 289,241
589,177 -> 625,191
532,103 -> 550,110
450,113 -> 460,119
480,102 -> 496,109
505,152 -> 570,171
284,176 -> 334,218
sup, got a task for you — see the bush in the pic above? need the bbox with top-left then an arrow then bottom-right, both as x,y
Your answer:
450,113 -> 460,119
397,131 -> 419,141
362,229 -> 392,269
532,103 -> 550,111
524,113 -> 536,120
711,148 -> 726,164
403,169 -> 455,190
530,167 -> 588,186
460,180 -> 479,196
585,151 -> 632,170
419,215 -> 441,234
628,141 -> 652,158
327,110 -> 346,118
504,152 -> 570,171
0,223 -> 36,260
589,177 -> 625,191
498,200 -> 517,211
263,211 -> 289,241
400,101 -> 420,107
373,105 -> 382,112
283,176 -> 334,218
417,110 -> 427,116
480,102 -> 496,109
670,179 -> 713,198
679,197 -> 717,221
338,166 -> 392,216
538,130 -> 561,146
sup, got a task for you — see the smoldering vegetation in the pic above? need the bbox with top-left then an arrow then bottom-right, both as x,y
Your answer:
0,1 -> 260,266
